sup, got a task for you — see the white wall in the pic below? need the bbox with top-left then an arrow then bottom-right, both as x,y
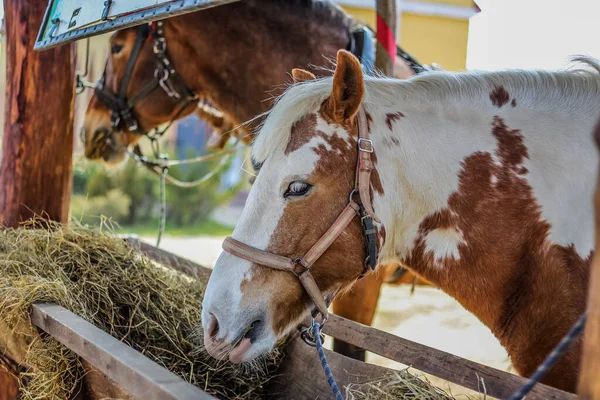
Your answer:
467,0 -> 600,71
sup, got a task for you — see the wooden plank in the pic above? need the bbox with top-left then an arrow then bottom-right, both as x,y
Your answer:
30,303 -> 215,400
125,236 -> 212,280
0,0 -> 75,227
578,118 -> 600,399
305,315 -> 577,400
267,333 -> 415,400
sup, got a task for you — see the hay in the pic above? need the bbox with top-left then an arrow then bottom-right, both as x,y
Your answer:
0,219 -> 457,400
0,219 -> 283,400
345,370 -> 456,400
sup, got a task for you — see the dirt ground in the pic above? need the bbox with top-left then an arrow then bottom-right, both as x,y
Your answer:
145,235 -> 515,399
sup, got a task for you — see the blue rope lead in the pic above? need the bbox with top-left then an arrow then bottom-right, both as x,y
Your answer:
508,312 -> 587,400
313,322 -> 344,400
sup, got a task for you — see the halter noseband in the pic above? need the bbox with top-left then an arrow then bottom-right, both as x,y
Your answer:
94,21 -> 198,135
222,107 -> 379,320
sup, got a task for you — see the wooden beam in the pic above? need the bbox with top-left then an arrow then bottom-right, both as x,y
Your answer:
375,0 -> 397,76
578,118 -> 600,399
0,0 -> 76,227
305,315 -> 577,400
30,303 -> 215,400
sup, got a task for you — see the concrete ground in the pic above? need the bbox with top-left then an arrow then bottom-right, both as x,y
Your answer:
144,234 -> 514,399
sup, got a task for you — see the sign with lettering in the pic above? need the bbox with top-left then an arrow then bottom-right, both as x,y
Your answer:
35,0 -> 238,50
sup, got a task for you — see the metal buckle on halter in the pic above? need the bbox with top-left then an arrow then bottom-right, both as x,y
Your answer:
358,138 -> 374,153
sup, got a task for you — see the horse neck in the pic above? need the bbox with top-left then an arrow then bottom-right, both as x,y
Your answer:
365,77 -> 597,389
166,1 -> 351,129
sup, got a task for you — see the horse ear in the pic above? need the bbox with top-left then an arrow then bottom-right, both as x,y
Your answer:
292,69 -> 316,83
323,49 -> 364,124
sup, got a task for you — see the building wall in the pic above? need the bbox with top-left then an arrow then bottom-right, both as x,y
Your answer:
339,1 -> 476,72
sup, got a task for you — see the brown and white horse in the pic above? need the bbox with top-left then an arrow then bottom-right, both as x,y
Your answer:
81,0 -> 429,361
201,50 -> 600,392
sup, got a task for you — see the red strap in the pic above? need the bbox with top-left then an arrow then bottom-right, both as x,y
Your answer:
376,13 -> 396,65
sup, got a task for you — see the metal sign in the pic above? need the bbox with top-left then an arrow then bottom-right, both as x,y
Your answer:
35,0 -> 239,51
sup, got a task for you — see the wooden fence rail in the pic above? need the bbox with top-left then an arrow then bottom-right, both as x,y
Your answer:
30,303 -> 214,400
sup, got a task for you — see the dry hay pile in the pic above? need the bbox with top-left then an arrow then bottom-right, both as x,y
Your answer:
0,220 -> 455,400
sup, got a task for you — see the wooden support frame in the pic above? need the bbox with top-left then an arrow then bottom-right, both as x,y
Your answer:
30,303 -> 214,400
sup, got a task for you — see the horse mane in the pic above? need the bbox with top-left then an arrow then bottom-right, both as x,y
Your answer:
252,56 -> 600,164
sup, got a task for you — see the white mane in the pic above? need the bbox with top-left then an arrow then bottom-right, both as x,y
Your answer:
252,55 -> 600,164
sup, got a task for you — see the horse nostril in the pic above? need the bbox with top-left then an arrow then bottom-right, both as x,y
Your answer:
207,313 -> 220,338
244,319 -> 264,343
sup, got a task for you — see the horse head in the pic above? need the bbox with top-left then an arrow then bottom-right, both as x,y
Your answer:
201,50 -> 375,363
82,22 -> 198,165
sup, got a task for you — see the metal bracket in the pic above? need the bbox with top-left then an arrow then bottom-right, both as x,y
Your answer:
101,0 -> 113,21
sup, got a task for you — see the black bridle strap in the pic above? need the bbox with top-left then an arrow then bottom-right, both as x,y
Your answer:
119,25 -> 148,99
93,21 -> 198,136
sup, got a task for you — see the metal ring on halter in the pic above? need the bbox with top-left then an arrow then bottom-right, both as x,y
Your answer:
300,317 -> 327,347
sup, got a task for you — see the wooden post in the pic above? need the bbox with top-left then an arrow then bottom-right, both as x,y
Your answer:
0,0 -> 76,227
578,117 -> 600,398
375,0 -> 397,76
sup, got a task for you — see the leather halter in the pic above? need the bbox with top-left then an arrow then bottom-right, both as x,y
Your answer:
222,107 -> 379,319
94,21 -> 198,135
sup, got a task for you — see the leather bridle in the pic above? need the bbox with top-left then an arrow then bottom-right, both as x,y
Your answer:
94,21 -> 198,135
221,107 -> 379,321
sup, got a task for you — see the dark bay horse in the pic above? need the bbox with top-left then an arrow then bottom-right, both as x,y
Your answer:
201,50 -> 600,392
82,0 -> 429,361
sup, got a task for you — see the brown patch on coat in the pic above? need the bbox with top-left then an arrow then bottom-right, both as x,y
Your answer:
511,98 -> 517,107
403,116 -> 590,392
285,113 -> 317,155
385,112 -> 404,130
490,86 -> 510,108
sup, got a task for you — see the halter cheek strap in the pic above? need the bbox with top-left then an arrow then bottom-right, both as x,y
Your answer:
222,106 -> 380,320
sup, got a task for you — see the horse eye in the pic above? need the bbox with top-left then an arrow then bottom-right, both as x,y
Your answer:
111,44 -> 124,54
284,181 -> 312,198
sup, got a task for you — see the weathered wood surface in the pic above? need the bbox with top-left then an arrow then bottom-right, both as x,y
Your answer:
30,303 -> 215,400
267,333 -> 417,400
302,314 -> 577,400
0,0 -> 76,227
578,118 -> 600,399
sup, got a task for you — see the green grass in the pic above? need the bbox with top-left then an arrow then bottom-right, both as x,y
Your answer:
116,219 -> 234,237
